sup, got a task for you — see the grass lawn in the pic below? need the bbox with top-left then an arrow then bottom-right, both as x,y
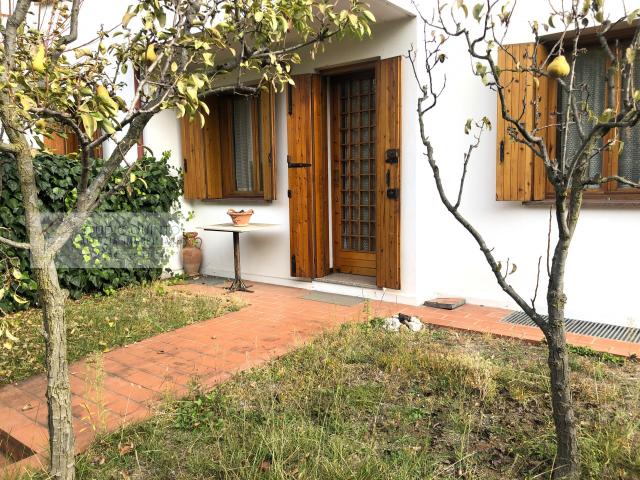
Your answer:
68,320 -> 639,480
0,283 -> 241,386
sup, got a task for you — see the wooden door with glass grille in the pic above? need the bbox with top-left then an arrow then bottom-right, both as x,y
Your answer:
330,71 -> 377,277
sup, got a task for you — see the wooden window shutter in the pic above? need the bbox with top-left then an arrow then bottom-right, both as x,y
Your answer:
286,74 -> 329,279
44,128 -> 105,158
496,43 -> 550,201
376,56 -> 402,290
260,87 -> 277,201
44,129 -> 78,155
202,96 -> 223,199
180,116 -> 207,200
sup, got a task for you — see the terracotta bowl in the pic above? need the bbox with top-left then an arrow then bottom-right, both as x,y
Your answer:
227,208 -> 254,226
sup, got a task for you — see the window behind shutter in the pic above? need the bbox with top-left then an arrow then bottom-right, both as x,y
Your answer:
558,49 -> 606,182
618,59 -> 640,185
231,97 -> 255,192
496,43 -> 549,201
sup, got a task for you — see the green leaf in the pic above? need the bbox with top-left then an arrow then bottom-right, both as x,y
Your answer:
362,10 -> 376,22
626,48 -> 636,66
464,119 -> 473,134
473,3 -> 484,21
12,293 -> 28,304
157,9 -> 166,27
11,268 -> 22,280
457,0 -> 468,18
81,112 -> 97,138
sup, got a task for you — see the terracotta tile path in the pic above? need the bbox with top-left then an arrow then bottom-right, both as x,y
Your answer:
1,281 -> 638,476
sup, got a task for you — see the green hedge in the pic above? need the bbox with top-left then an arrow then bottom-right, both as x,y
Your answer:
0,151 -> 182,314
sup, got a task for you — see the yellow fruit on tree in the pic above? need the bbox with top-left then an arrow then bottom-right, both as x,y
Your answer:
144,44 -> 157,64
31,44 -> 46,74
35,118 -> 47,129
547,55 -> 570,78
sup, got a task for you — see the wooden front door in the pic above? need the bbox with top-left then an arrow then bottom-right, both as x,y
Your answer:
331,71 -> 377,277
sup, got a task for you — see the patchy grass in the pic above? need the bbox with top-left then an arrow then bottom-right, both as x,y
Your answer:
65,321 -> 639,480
0,283 -> 241,385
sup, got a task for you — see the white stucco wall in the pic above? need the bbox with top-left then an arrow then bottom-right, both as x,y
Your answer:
414,1 -> 640,328
69,0 -> 639,327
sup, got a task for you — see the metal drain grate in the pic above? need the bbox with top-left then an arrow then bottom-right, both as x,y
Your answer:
502,311 -> 640,344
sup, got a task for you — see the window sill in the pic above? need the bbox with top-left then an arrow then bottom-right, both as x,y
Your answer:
200,197 -> 273,203
523,198 -> 640,208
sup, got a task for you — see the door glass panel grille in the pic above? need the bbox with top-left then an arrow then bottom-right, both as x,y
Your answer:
338,74 -> 376,253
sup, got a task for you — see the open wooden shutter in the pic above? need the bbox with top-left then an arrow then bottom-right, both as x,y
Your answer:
44,130 -> 78,155
496,43 -> 551,201
260,87 -> 277,201
376,56 -> 402,290
311,76 -> 330,278
181,116 -> 207,200
286,74 -> 329,278
44,129 -> 104,158
202,96 -> 223,199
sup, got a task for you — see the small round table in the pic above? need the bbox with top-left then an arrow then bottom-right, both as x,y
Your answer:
202,223 -> 278,292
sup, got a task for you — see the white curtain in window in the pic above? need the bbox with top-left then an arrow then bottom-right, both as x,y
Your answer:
559,49 -> 606,181
618,59 -> 640,186
232,97 -> 254,192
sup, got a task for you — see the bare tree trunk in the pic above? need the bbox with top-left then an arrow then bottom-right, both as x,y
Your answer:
546,322 -> 579,479
33,258 -> 75,480
11,140 -> 76,479
546,234 -> 579,479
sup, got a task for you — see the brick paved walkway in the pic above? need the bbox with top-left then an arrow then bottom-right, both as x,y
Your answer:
1,281 -> 638,475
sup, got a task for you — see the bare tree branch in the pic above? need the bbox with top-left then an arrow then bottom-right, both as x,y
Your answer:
0,232 -> 30,250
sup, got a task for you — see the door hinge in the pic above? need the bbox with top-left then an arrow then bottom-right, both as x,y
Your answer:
287,155 -> 312,168
499,140 -> 505,163
287,84 -> 293,115
287,189 -> 292,198
183,158 -> 188,173
291,255 -> 296,276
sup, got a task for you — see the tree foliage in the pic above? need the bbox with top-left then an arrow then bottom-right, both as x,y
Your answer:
0,152 -> 182,316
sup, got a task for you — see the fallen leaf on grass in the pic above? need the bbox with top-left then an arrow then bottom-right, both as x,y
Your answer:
118,442 -> 134,456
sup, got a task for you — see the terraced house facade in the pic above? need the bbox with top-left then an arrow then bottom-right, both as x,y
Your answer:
47,0 -> 640,329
